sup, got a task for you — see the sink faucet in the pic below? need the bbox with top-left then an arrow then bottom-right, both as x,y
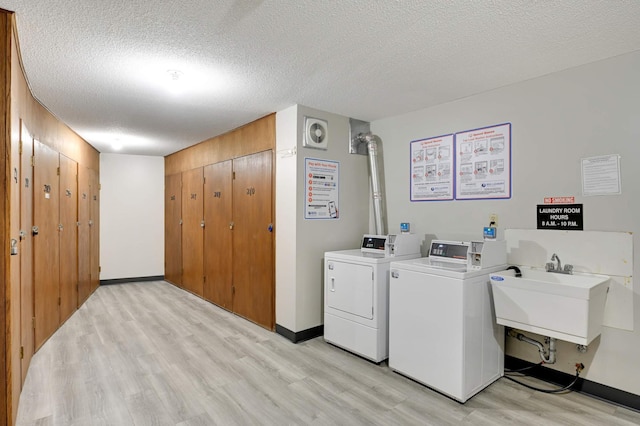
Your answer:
546,253 -> 573,274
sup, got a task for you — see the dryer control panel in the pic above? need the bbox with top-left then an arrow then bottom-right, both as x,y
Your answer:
362,234 -> 422,257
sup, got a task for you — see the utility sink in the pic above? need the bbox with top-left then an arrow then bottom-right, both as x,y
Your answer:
490,268 -> 610,345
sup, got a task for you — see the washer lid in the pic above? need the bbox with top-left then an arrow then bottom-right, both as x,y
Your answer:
423,259 -> 468,272
404,257 -> 468,272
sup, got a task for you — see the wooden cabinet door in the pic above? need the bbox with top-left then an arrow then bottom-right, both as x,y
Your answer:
89,168 -> 100,293
33,140 -> 60,350
203,161 -> 233,308
165,173 -> 182,287
181,168 -> 204,296
77,166 -> 91,305
19,126 -> 34,383
232,151 -> 274,329
59,154 -> 78,323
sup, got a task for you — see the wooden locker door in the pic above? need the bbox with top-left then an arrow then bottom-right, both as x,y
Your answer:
77,166 -> 91,305
232,151 -> 274,329
203,160 -> 233,308
181,168 -> 204,296
89,168 -> 100,293
59,154 -> 78,323
19,125 -> 34,383
33,140 -> 60,350
165,173 -> 182,287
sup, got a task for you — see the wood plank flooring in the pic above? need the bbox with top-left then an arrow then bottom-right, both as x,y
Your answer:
16,281 -> 640,425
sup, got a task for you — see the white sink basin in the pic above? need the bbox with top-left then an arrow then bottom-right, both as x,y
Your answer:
490,268 -> 609,345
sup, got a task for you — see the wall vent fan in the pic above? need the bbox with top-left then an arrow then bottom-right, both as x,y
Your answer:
303,117 -> 329,150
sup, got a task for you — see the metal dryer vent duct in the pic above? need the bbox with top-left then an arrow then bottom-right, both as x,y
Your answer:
350,118 -> 386,236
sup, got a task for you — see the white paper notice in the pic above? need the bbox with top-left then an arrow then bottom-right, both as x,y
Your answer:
582,154 -> 621,196
305,158 -> 340,219
455,123 -> 511,200
410,134 -> 454,201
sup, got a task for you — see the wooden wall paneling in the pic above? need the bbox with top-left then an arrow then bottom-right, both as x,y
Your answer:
7,49 -> 21,424
33,140 -> 61,350
0,13 -> 7,425
203,160 -> 233,309
232,151 -> 274,329
0,11 -> 20,425
58,154 -> 78,323
7,11 -> 100,423
164,173 -> 182,287
19,122 -> 34,386
89,168 -> 100,293
164,114 -> 275,176
181,168 -> 204,296
77,166 -> 91,305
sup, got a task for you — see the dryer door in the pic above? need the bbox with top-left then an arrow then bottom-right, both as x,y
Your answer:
326,261 -> 374,320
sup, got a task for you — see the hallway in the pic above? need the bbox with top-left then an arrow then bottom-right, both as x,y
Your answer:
16,281 -> 640,425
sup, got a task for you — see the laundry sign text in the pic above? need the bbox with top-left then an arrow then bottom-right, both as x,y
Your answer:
537,204 -> 583,230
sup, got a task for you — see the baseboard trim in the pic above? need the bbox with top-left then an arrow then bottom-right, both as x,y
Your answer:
275,324 -> 323,343
100,276 -> 165,285
505,355 -> 640,412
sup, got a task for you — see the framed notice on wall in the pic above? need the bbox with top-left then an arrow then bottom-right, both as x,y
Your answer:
410,134 -> 454,201
454,123 -> 511,200
304,158 -> 340,220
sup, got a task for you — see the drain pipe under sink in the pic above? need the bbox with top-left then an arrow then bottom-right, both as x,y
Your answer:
508,329 -> 557,364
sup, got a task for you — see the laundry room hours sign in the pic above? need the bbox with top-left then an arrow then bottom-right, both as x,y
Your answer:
537,204 -> 584,230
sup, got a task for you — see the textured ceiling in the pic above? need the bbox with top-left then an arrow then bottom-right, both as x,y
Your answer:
2,0 -> 640,156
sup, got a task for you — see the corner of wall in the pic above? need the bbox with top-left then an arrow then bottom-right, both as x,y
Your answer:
275,105 -> 300,331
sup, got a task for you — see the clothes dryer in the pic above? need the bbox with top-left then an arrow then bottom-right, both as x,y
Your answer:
324,235 -> 421,362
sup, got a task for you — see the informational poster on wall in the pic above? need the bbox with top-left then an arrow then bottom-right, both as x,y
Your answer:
410,134 -> 454,201
455,123 -> 511,200
304,158 -> 340,220
581,154 -> 621,196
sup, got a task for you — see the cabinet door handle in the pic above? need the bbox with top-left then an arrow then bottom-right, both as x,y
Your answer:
330,277 -> 335,292
229,222 -> 234,230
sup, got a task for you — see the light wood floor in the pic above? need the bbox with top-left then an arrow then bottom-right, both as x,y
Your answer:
16,280 -> 640,426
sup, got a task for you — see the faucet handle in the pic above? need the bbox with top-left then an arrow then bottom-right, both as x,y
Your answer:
563,264 -> 574,274
545,262 -> 555,272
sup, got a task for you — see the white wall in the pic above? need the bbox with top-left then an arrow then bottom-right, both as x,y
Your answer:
275,105 -> 299,330
100,154 -> 165,280
371,51 -> 640,395
276,105 -> 370,333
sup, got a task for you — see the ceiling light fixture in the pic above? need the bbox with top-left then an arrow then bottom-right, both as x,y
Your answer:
111,139 -> 123,151
166,69 -> 185,94
167,69 -> 183,81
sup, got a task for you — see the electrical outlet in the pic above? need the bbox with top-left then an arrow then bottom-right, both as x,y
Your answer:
489,213 -> 498,227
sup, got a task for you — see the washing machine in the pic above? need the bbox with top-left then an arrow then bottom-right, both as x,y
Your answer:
388,239 -> 507,402
324,234 -> 422,363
